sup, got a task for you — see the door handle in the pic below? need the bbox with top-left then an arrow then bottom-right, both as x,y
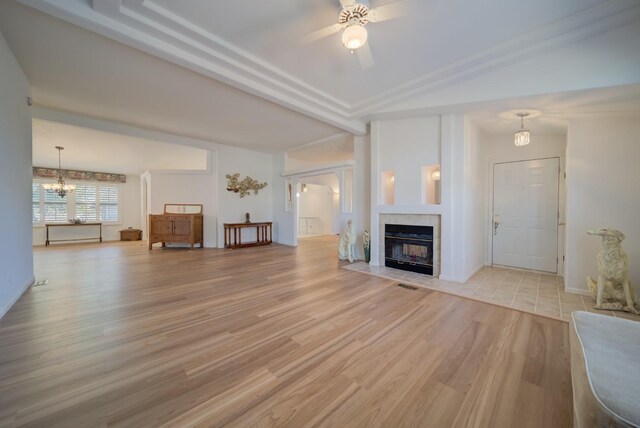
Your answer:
493,214 -> 500,236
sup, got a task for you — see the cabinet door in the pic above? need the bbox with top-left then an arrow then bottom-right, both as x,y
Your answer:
173,217 -> 192,237
151,217 -> 173,238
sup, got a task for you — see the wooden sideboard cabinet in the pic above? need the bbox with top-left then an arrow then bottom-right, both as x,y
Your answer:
148,204 -> 204,250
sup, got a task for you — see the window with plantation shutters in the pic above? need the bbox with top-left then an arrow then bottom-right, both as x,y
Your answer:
44,190 -> 67,223
75,185 -> 97,221
99,186 -> 118,222
33,181 -> 121,226
32,183 -> 41,224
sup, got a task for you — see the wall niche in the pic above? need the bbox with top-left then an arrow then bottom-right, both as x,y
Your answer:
421,165 -> 441,205
380,171 -> 395,205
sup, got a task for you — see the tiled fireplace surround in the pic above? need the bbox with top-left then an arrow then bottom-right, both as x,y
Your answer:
378,214 -> 441,277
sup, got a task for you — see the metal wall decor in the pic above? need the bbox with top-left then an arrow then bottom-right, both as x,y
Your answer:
225,173 -> 268,198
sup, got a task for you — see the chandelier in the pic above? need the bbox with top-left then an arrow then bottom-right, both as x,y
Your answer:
514,113 -> 530,146
42,146 -> 76,198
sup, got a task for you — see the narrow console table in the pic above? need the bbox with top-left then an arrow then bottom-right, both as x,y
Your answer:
224,222 -> 272,249
45,222 -> 102,246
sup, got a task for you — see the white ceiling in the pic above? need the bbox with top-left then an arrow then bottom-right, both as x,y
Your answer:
33,119 -> 208,174
454,85 -> 640,136
148,0 -> 605,105
2,0 -> 640,154
0,1 -> 345,152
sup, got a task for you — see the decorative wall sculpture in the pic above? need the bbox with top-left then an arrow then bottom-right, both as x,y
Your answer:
225,173 -> 268,198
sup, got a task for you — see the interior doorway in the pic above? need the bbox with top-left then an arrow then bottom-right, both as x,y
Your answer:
492,158 -> 559,272
296,174 -> 340,238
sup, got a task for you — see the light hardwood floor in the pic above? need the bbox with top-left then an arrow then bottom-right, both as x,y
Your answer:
345,261 -> 640,322
0,236 -> 572,427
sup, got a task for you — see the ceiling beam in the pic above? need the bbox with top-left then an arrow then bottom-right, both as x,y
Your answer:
19,0 -> 368,135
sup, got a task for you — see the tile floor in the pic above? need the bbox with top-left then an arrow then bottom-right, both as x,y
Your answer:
343,263 -> 640,323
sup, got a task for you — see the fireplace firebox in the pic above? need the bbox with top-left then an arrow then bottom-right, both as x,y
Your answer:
385,224 -> 433,275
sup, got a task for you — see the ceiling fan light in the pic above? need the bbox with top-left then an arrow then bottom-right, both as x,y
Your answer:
342,24 -> 367,50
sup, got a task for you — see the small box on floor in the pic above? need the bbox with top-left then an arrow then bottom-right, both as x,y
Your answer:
120,228 -> 142,241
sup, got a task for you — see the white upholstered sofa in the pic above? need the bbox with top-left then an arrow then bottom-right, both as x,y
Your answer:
570,311 -> 640,428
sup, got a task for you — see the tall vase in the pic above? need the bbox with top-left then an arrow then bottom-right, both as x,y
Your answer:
364,247 -> 370,264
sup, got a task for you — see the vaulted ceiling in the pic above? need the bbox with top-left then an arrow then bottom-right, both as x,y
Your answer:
2,0 -> 640,150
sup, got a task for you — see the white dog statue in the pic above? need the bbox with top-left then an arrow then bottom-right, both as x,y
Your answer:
586,227 -> 638,314
338,220 -> 356,263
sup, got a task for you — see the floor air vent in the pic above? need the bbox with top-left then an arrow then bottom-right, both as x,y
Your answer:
397,283 -> 418,291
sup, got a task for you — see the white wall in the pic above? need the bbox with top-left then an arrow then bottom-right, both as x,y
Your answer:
439,114 -> 465,281
370,116 -> 443,268
353,135 -> 371,259
331,192 -> 340,235
371,115 -> 445,268
0,31 -> 33,318
484,135 -> 567,273
376,116 -> 441,206
485,135 -> 567,164
370,116 -> 445,265
461,119 -> 487,280
272,153 -> 295,245
143,146 -> 272,248
565,116 -> 640,294
120,175 -> 141,234
146,166 -> 218,248
33,176 -> 142,245
217,146 -> 273,247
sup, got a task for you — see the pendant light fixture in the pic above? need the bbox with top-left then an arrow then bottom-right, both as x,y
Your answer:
42,146 -> 76,198
514,113 -> 530,147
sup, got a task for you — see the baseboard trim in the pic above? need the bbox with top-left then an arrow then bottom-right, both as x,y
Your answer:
0,275 -> 35,320
564,286 -> 591,296
274,242 -> 297,248
465,264 -> 485,283
438,274 -> 466,283
439,265 -> 485,284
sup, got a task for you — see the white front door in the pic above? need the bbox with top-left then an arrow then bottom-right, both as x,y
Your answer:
492,158 -> 559,272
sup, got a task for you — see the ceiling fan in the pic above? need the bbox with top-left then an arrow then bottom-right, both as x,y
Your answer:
303,0 -> 410,70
